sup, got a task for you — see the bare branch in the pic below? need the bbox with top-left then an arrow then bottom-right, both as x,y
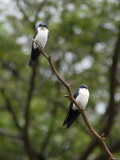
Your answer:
96,139 -> 120,160
32,39 -> 115,160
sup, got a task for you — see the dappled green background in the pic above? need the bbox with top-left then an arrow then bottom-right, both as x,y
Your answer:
0,0 -> 120,160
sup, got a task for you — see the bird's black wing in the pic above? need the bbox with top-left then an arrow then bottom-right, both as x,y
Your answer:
73,88 -> 79,99
29,28 -> 41,67
48,32 -> 49,40
63,88 -> 80,128
33,27 -> 38,38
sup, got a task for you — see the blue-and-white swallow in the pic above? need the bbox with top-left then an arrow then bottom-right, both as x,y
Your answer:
63,85 -> 89,128
29,22 -> 49,67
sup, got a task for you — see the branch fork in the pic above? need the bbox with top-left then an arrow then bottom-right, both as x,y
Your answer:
64,95 -> 69,98
101,133 -> 106,140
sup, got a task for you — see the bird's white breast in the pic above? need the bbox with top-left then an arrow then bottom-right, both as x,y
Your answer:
72,88 -> 89,110
34,27 -> 49,49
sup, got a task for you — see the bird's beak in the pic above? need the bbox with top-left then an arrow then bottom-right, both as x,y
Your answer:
41,26 -> 44,30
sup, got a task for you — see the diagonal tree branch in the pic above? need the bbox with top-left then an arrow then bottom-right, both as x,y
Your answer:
32,38 -> 115,160
79,26 -> 120,160
95,139 -> 120,160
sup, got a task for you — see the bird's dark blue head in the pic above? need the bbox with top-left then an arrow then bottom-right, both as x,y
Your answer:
38,22 -> 47,28
79,85 -> 88,89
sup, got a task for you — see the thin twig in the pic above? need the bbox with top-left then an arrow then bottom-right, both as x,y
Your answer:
32,39 -> 115,160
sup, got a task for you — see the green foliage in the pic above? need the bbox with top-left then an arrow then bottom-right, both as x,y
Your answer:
0,0 -> 120,160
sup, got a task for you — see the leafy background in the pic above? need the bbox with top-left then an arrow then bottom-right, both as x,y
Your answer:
0,0 -> 120,160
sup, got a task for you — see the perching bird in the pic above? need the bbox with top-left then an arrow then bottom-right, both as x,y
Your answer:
29,22 -> 49,67
63,85 -> 89,128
